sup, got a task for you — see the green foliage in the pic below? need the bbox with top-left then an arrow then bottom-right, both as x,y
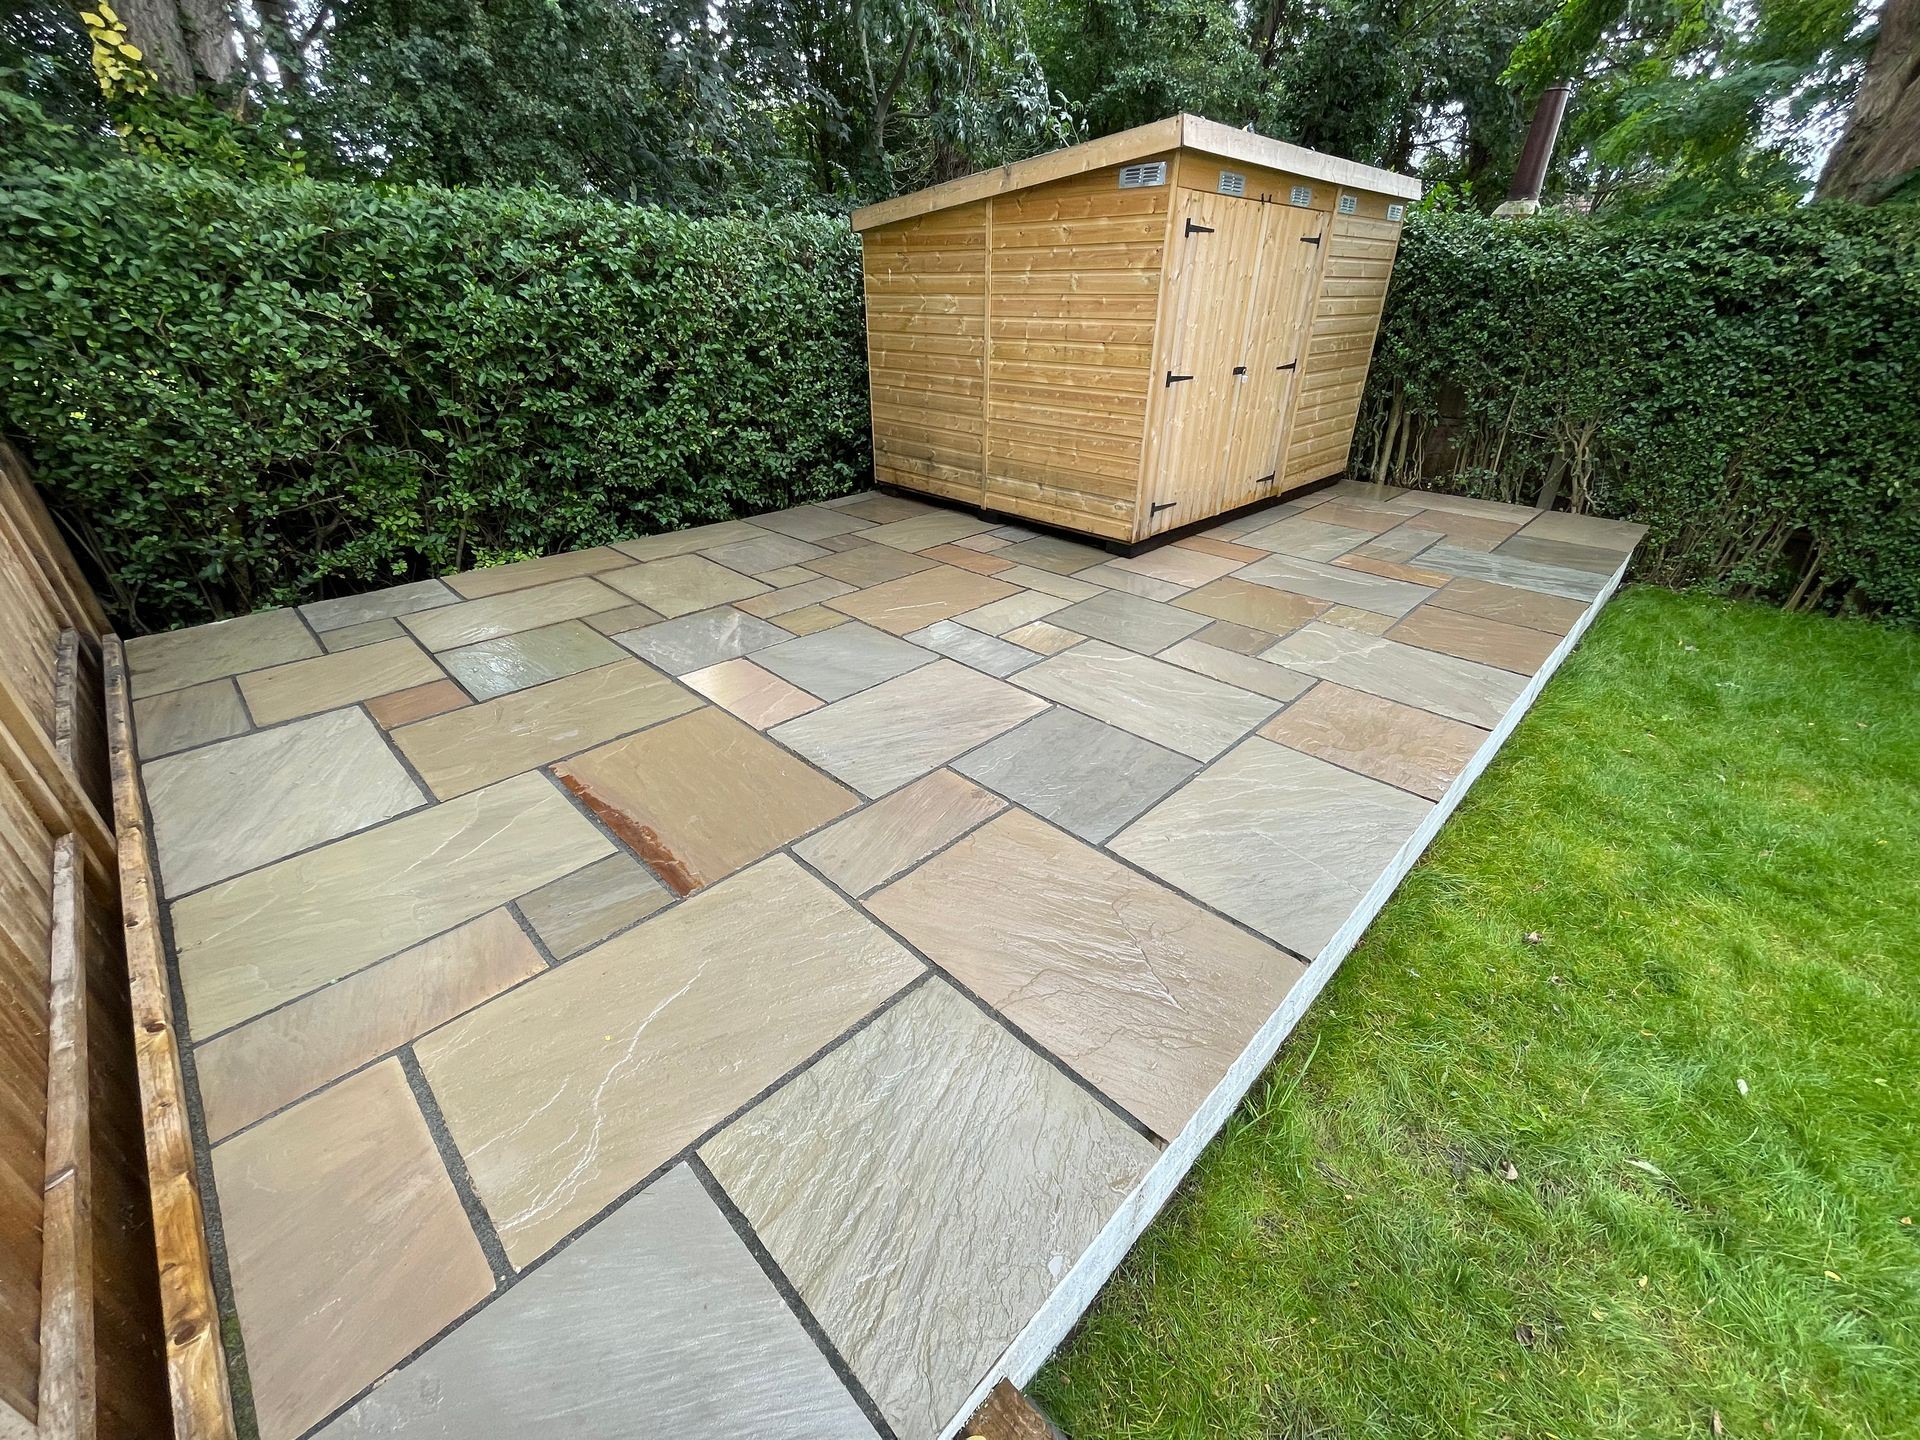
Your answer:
1358,207 -> 1920,622
0,159 -> 869,630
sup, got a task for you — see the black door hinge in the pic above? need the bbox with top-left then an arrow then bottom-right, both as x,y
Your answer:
1232,365 -> 1248,376
1166,371 -> 1193,386
1185,219 -> 1215,236
1302,233 -> 1323,245
1276,359 -> 1298,371
1256,472 -> 1278,485
1151,501 -> 1178,514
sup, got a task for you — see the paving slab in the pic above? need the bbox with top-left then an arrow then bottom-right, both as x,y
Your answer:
1425,576 -> 1588,634
445,547 -> 632,599
238,636 -> 445,725
1261,621 -> 1525,728
614,607 -> 791,675
1387,604 -> 1560,673
1156,637 -> 1315,703
1237,515 -> 1374,561
126,608 -> 319,698
1049,589 -> 1210,653
401,576 -> 630,651
748,503 -> 876,541
827,565 -> 1018,635
1105,545 -> 1244,588
602,554 -> 772,617
1259,682 -> 1488,801
954,590 -> 1071,635
1013,640 -> 1276,761
1415,542 -> 1612,601
1233,551 -> 1434,617
904,619 -> 1042,677
1173,574 -> 1327,634
132,677 -> 250,759
682,657 -> 823,729
794,769 -> 1006,897
1075,562 -> 1188,602
319,617 -> 406,652
514,853 -> 670,959
364,679 -> 469,729
439,619 -> 627,698
614,519 -> 768,562
301,580 -> 460,634
754,620 -> 936,702
953,707 -> 1196,843
701,532 -> 831,575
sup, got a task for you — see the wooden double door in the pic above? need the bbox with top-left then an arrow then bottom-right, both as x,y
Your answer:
1142,190 -> 1327,537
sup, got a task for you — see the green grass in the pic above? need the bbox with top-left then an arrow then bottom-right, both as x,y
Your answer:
1031,587 -> 1920,1440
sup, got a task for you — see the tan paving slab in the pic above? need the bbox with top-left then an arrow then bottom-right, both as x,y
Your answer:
733,575 -> 856,619
613,519 -> 769,561
682,657 -> 823,729
1416,543 -> 1610,601
445,547 -> 633,599
133,677 -> 250,759
1000,620 -> 1084,655
365,679 -> 469,729
319,617 -> 406,652
213,1061 -> 493,1440
774,603 -> 850,636
300,580 -> 460,634
859,512 -> 999,551
418,855 -> 922,1266
1321,605 -> 1398,635
195,909 -> 544,1142
1495,532 -> 1629,574
1299,500 -> 1407,534
1049,589 -> 1209,654
1192,620 -> 1277,655
952,531 -> 1012,552
701,532 -> 830,575
955,590 -> 1070,635
312,1166 -> 880,1440
1013,640 -> 1275,761
759,564 -> 829,587
1330,551 -> 1453,586
438,619 -> 627,700
600,554 -> 771,618
749,503 -> 876,541
1233,552 -> 1435,617
1384,490 -> 1532,524
1074,561 -> 1187,602
806,542 -> 940,588
1174,574 -> 1328,634
146,708 -> 425,897
794,768 -> 1006,897
1425,576 -> 1587,634
125,608 -> 319,698
514,853 -> 669,959
919,542 -> 1013,575
173,772 -> 611,1035
582,602 -> 665,635
238,636 -> 445,725
1259,682 -> 1487,801
871,809 -> 1303,1138
554,707 -> 858,894
1353,524 -> 1446,564
1261,621 -> 1526,728
1172,535 -> 1264,562
993,563 -> 1104,601
1388,604 -> 1560,673
700,979 -> 1156,1440
994,535 -> 1110,575
402,576 -> 630,651
1514,509 -> 1646,552
831,493 -> 935,524
771,659 -> 1047,797
1237,515 -> 1374,562
1107,545 -> 1244,589
393,659 -> 699,799
827,566 -> 1018,635
1156,637 -> 1314,703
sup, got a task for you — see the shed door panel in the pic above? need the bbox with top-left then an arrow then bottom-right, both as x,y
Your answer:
1223,205 -> 1326,504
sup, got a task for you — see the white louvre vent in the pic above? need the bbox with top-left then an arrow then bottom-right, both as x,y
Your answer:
1386,202 -> 1406,221
1288,184 -> 1313,207
1217,170 -> 1246,197
1118,162 -> 1167,189
1337,193 -> 1358,215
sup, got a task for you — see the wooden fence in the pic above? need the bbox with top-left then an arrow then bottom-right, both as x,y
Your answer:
0,440 -> 176,1439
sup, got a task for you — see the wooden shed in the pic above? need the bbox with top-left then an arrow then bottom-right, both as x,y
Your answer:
850,113 -> 1421,546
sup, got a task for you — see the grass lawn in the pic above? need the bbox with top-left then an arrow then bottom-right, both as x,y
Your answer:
1031,586 -> 1920,1440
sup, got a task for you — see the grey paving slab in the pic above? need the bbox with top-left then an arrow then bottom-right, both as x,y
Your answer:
754,620 -> 936,702
748,504 -> 875,541
316,1166 -> 878,1440
145,708 -> 425,897
953,590 -> 1071,635
1493,532 -> 1628,575
614,519 -> 769,562
133,678 -> 250,759
401,576 -> 631,651
602,554 -> 772,617
1513,510 -> 1646,552
954,707 -> 1197,843
515,852 -> 670,959
994,563 -> 1104,601
700,979 -> 1157,1440
1416,542 -> 1612,601
904,619 -> 1042,678
613,607 -> 792,676
1112,736 -> 1432,958
440,619 -> 627,698
126,608 -> 319,698
1049,589 -> 1210,654
1232,552 -> 1434,618
300,579 -> 459,634
771,659 -> 1046,797
700,532 -> 831,575
319,617 -> 406,652
1075,562 -> 1188,602
1156,637 -> 1315,703
994,534 -> 1110,575
1260,621 -> 1526,728
1237,515 -> 1374,561
794,769 -> 1006,897
1013,640 -> 1276,761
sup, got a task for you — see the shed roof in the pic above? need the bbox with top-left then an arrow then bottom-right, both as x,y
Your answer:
849,113 -> 1423,232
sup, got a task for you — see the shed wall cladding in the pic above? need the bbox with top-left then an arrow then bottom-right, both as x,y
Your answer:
855,116 -> 1416,546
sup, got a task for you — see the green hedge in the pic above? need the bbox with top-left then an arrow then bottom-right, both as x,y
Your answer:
1357,208 -> 1920,624
0,160 -> 869,631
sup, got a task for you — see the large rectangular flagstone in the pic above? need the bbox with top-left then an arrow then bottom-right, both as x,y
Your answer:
771,659 -> 1046,797
826,565 -> 1017,636
402,576 -> 630,651
1386,604 -> 1559,674
1425,577 -> 1588,635
438,619 -> 627,699
553,707 -> 858,894
173,772 -> 611,1036
601,554 -> 770,617
614,519 -> 769,562
1514,510 -> 1646,552
699,979 -> 1157,1440
300,579 -> 460,634
1233,552 -> 1434,617
416,855 -> 922,1265
444,547 -> 633,599
392,659 -> 699,799
125,608 -> 319,698
238,636 -> 446,725
314,1166 -> 879,1440
1012,639 -> 1275,761
1111,736 -> 1431,958
194,909 -> 544,1142
870,809 -> 1304,1139
1260,621 -> 1525,728
1172,574 -> 1326,634
1414,542 -> 1611,601
1259,682 -> 1488,802
145,708 -> 425,897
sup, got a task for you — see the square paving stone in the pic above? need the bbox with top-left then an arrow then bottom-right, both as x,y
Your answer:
319,617 -> 406,652
1049,590 -> 1209,654
1013,640 -> 1275,761
749,503 -> 875,541
194,909 -> 544,1142
145,708 -> 425,897
952,707 -> 1195,844
804,543 -> 940,588
1260,621 -> 1525,729
700,532 -> 829,575
402,576 -> 632,651
173,772 -> 611,1035
313,1165 -> 879,1440
213,1060 -> 494,1440
794,769 -> 1005,897
133,677 -> 250,759
554,707 -> 858,893
613,607 -> 791,676
1112,736 -> 1432,958
771,660 -> 1047,797
1259,682 -> 1488,802
300,580 -> 460,634
416,855 -> 921,1265
699,979 -> 1156,1440
827,566 -> 1018,636
238,636 -> 445,725
444,547 -> 631,599
682,657 -> 823,729
871,809 -> 1303,1138
440,620 -> 627,699
1232,552 -> 1435,617
1173,575 -> 1327,634
126,608 -> 319,698
393,659 -> 700,799
514,852 -> 670,959
1425,577 -> 1587,635
614,520 -> 768,562
365,679 -> 469,729
753,621 -> 934,702
1387,604 -> 1559,673
601,554 -> 771,618
904,620 -> 1041,678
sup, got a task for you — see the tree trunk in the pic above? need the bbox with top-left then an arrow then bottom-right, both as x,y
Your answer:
106,0 -> 238,94
1817,0 -> 1920,203
1253,0 -> 1289,68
